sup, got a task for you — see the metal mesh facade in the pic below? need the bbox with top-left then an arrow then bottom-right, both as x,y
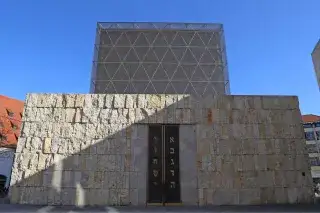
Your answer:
90,22 -> 230,96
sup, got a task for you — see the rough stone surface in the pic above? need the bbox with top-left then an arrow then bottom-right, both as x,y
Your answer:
9,94 -> 313,206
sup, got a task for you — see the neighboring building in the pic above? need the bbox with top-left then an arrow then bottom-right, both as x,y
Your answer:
0,95 -> 24,194
8,22 -> 314,206
302,114 -> 320,183
312,40 -> 320,90
91,22 -> 230,96
0,148 -> 15,193
0,95 -> 24,148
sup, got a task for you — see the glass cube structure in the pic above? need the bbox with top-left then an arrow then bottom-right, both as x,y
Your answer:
90,22 -> 230,96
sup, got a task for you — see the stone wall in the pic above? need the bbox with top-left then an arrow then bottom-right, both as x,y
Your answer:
9,94 -> 313,206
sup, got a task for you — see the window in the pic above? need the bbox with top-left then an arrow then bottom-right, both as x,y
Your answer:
11,122 -> 17,130
310,157 -> 320,166
6,109 -> 14,117
304,123 -> 313,128
316,131 -> 320,140
20,112 -> 23,119
0,122 -> 3,128
314,178 -> 320,185
0,134 -> 6,142
0,175 -> 7,192
315,122 -> 320,127
307,144 -> 318,153
305,131 -> 316,141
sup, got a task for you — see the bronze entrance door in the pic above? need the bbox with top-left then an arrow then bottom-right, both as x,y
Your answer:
147,125 -> 180,205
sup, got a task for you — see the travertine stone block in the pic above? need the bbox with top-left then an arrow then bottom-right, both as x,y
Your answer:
285,171 -> 298,187
257,171 -> 274,187
53,123 -> 73,138
246,109 -> 260,124
165,95 -> 176,107
137,95 -> 146,108
242,155 -> 255,171
246,96 -> 262,109
84,95 -> 98,108
66,94 -> 76,108
260,187 -> 275,204
220,173 -> 235,188
35,94 -> 52,108
73,123 -> 86,139
37,153 -> 54,171
43,138 -> 52,154
147,95 -> 164,109
75,94 -> 85,107
32,187 -> 48,205
129,189 -> 138,205
65,108 -> 76,123
89,189 -> 109,205
8,186 -> 20,204
82,108 -> 100,123
274,171 -> 286,187
61,188 -> 76,205
287,188 -> 299,204
23,107 -> 38,122
47,187 -> 62,205
25,94 -> 36,107
295,155 -> 310,171
232,96 -> 248,109
125,94 -> 135,109
298,187 -> 314,204
55,95 -> 64,108
240,172 -> 258,188
274,187 -> 288,204
290,109 -> 304,124
114,95 -> 126,108
211,189 -> 239,205
16,137 -> 26,153
214,96 -> 232,110
26,137 -> 42,152
105,94 -> 114,108
290,125 -> 305,139
239,189 -> 260,205
262,96 -> 298,110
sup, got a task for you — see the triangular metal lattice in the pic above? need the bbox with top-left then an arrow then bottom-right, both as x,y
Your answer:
94,25 -> 228,96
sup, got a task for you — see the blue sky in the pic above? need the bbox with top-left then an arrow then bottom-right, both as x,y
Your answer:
1,0 -> 320,115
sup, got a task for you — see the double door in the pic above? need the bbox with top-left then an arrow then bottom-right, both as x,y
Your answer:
147,125 -> 180,205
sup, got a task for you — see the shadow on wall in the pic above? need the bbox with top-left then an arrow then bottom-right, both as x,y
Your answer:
9,94 -> 196,206
7,94 -> 314,206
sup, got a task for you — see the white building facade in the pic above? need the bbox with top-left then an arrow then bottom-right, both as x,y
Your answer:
304,121 -> 320,182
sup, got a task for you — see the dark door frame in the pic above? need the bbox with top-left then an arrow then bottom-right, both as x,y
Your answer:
147,124 -> 181,205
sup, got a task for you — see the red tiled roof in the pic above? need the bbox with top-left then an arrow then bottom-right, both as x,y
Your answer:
302,114 -> 320,123
0,95 -> 24,148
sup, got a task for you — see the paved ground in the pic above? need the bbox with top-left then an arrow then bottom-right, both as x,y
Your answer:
1,205 -> 320,213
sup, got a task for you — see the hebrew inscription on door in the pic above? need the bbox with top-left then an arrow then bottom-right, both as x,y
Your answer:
164,125 -> 180,203
148,126 -> 163,203
147,125 -> 181,205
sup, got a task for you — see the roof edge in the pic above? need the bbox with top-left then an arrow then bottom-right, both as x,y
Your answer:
0,95 -> 24,104
312,39 -> 320,55
97,22 -> 223,31
302,114 -> 320,123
